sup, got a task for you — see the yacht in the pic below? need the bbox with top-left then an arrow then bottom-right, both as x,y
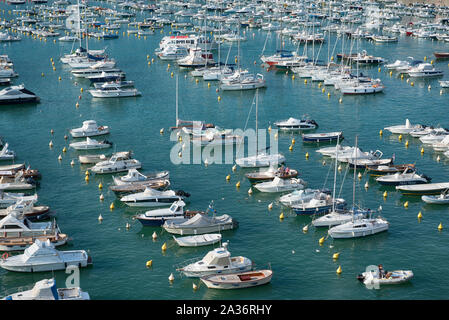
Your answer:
254,177 -> 306,193
274,118 -> 318,131
156,45 -> 189,60
408,63 -> 443,77
2,279 -> 90,300
89,86 -> 141,98
70,120 -> 109,138
90,152 -> 141,174
0,239 -> 91,272
0,85 -> 39,105
120,187 -> 187,208
177,48 -> 215,68
328,217 -> 389,239
69,137 -> 112,150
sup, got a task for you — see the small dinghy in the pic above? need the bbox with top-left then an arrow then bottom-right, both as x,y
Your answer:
112,169 -> 169,185
173,233 -> 222,247
274,117 -> 318,131
69,137 -> 112,150
201,269 -> 273,289
357,267 -> 413,286
422,192 -> 449,204
302,131 -> 343,143
254,176 -> 306,193
245,165 -> 298,183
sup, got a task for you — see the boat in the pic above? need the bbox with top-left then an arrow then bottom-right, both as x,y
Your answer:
385,60 -> 410,70
0,199 -> 49,220
396,182 -> 449,195
89,87 -> 141,98
163,210 -> 237,235
339,78 -> 384,95
422,191 -> 449,204
120,188 -> 189,208
156,45 -> 189,60
177,48 -> 215,68
245,166 -> 298,183
0,211 -> 68,251
302,132 -> 343,143
253,176 -> 306,193
135,200 -> 205,226
291,192 -> 346,215
432,135 -> 449,151
90,152 -> 141,174
0,239 -> 91,272
0,172 -> 37,191
0,85 -> 39,105
366,164 -> 415,176
2,278 -> 90,300
273,118 -> 318,131
439,80 -> 449,88
219,73 -> 266,91
357,268 -> 413,286
384,119 -> 422,134
407,63 -> 443,77
112,169 -> 169,186
375,168 -> 430,186
87,71 -> 126,83
0,143 -> 15,161
69,137 -> 112,150
328,217 -> 389,239
109,179 -> 170,195
0,192 -> 37,208
434,52 -> 449,59
173,233 -> 222,247
279,188 -> 329,207
78,151 -> 130,165
70,120 -> 110,138
176,242 -> 251,277
201,269 -> 273,289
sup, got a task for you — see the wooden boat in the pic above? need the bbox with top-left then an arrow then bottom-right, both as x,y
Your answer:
200,269 -> 273,289
396,182 -> 449,195
245,166 -> 298,183
366,164 -> 415,176
109,179 -> 170,195
434,52 -> 449,59
302,132 -> 343,143
173,234 -> 222,247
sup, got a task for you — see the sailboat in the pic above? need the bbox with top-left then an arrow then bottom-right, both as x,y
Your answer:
327,137 -> 389,238
235,90 -> 285,168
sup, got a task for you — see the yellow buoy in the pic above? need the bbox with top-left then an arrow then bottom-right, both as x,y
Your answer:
417,211 -> 422,219
236,181 -> 241,188
327,92 -> 331,98
289,145 -> 293,151
404,201 -> 409,208
110,202 -> 115,210
424,56 -> 427,61
383,191 -> 388,198
302,225 -> 308,233
98,182 -> 103,190
336,266 -> 342,274
207,82 -> 210,88
279,212 -> 284,220
292,75 -> 295,80
379,129 -> 383,136
291,138 -> 296,145
319,237 -> 325,245
195,78 -> 198,83
410,81 -> 414,86
62,147 -> 67,153
389,71 -> 392,76
398,134 -> 403,140
339,98 -> 342,103
226,174 -> 231,181
378,67 -> 381,72
421,147 -> 425,154
405,141 -> 409,148
80,88 -> 83,93
305,152 -> 309,159
146,260 -> 153,268
84,175 -> 89,182
332,252 -> 340,260
304,79 -> 307,84
161,242 -> 167,251
268,126 -> 272,133
438,223 -> 443,231
322,88 -> 325,93
401,74 -> 404,80
85,170 -> 90,176
217,96 -> 221,102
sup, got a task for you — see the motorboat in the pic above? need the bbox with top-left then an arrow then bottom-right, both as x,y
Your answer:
2,278 -> 90,300
112,169 -> 169,186
156,45 -> 189,60
120,188 -> 188,208
173,234 -> 222,247
70,120 -> 110,138
0,199 -> 49,220
375,168 -> 430,186
411,127 -> 447,138
109,179 -> 170,195
397,182 -> 449,195
0,143 -> 15,161
177,48 -> 215,68
90,152 -> 141,174
0,166 -> 41,180
87,71 -> 125,83
176,242 -> 251,277
357,268 -> 413,286
135,200 -> 203,226
273,118 -> 318,131
0,172 -> 37,191
328,217 -> 389,239
219,73 -> 266,91
0,211 -> 67,251
422,192 -> 449,204
253,176 -> 306,193
385,60 -> 410,70
432,135 -> 449,151
407,63 -> 443,77
0,239 -> 91,272
235,152 -> 285,168
89,87 -> 141,98
292,192 -> 346,215
316,145 -> 353,157
279,188 -> 329,207
245,166 -> 298,183
302,132 -> 343,143
419,129 -> 449,144
69,137 -> 112,150
0,192 -> 37,208
439,80 -> 449,88
384,119 -> 422,134
201,269 -> 273,289
163,211 -> 237,235
93,80 -> 135,89
339,78 -> 384,95
0,85 -> 39,105
366,164 -> 415,176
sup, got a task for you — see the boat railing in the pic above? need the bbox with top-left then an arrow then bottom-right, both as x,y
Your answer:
173,256 -> 205,275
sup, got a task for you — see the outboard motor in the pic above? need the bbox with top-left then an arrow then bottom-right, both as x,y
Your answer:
176,190 -> 191,198
421,174 -> 432,182
357,274 -> 365,282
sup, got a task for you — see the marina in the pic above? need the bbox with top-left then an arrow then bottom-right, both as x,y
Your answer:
2,0 -> 449,301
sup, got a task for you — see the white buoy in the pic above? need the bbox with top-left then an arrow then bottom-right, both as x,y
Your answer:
152,231 -> 157,240
99,194 -> 104,201
364,181 -> 369,189
248,188 -> 253,195
126,223 -> 130,229
268,202 -> 273,210
98,214 -> 103,222
70,159 -> 75,166
169,273 -> 174,282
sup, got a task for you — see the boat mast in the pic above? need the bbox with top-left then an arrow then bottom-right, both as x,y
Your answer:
332,136 -> 340,212
352,136 -> 358,222
175,75 -> 179,126
255,89 -> 258,155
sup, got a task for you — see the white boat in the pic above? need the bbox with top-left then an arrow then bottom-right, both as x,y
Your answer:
70,120 -> 110,138
2,278 -> 90,300
0,85 -> 39,105
254,176 -> 306,193
328,217 -> 389,239
173,233 -> 222,247
0,211 -> 68,251
90,152 -> 141,174
177,48 -> 215,68
439,80 -> 449,88
358,269 -> 413,286
135,200 -> 194,226
156,45 -> 189,60
58,35 -> 80,42
273,118 -> 318,131
339,78 -> 384,95
176,242 -> 251,277
201,269 -> 273,289
0,143 -> 15,161
112,169 -> 169,186
0,239 -> 90,272
69,137 -> 112,150
422,192 -> 449,204
0,172 -> 36,191
385,60 -> 410,70
397,182 -> 449,195
89,87 -> 141,98
316,145 -> 353,157
0,192 -> 37,208
419,130 -> 449,144
163,212 -> 237,235
375,168 -> 430,186
279,189 -> 324,207
432,135 -> 449,151
312,208 -> 368,227
120,188 -> 186,208
220,73 -> 266,91
408,63 -> 443,77
384,119 -> 422,134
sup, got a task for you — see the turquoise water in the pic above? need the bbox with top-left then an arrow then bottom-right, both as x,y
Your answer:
2,2 -> 449,300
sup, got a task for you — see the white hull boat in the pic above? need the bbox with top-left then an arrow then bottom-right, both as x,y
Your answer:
328,218 -> 389,239
163,213 -> 237,235
173,234 -> 222,247
121,188 -> 186,208
384,119 -> 422,134
70,120 -> 109,138
69,137 -> 112,150
254,176 -> 306,193
201,269 -> 273,289
358,269 -> 413,286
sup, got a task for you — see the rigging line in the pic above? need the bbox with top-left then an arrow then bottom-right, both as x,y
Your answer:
337,162 -> 350,199
235,93 -> 257,155
322,155 -> 333,190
